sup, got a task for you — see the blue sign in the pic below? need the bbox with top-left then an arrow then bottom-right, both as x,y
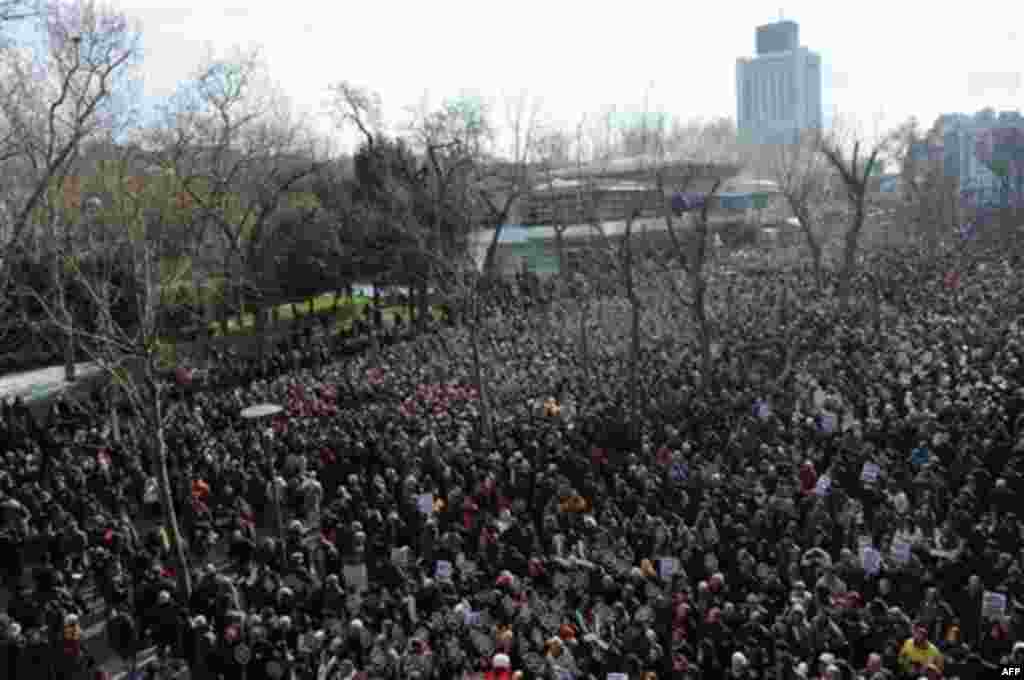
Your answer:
671,462 -> 689,482
498,225 -> 531,244
911,447 -> 930,466
671,192 -> 707,214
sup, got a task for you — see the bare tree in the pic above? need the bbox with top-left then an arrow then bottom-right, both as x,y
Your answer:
651,120 -> 733,386
818,123 -> 890,307
152,48 -> 322,342
23,149 -> 195,598
892,117 -> 956,249
407,91 -> 544,280
1,0 -> 141,371
1,0 -> 141,256
762,130 -> 832,290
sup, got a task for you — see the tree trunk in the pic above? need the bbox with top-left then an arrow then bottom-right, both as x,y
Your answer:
55,256 -> 76,382
555,225 -> 567,284
64,320 -> 76,382
482,222 -> 507,279
622,218 -> 641,445
233,279 -> 245,330
807,237 -> 824,292
839,201 -> 866,308
469,314 -> 494,447
579,296 -> 590,373
416,278 -> 429,333
217,286 -> 229,336
191,250 -> 209,358
255,301 -> 268,360
692,275 -> 712,385
151,383 -> 192,600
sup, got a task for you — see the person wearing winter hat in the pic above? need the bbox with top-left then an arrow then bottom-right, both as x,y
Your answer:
486,652 -> 519,680
727,650 -> 748,678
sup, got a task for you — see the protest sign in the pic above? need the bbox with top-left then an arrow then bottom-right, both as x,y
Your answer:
417,493 -> 434,514
890,539 -> 911,565
391,546 -> 409,567
436,560 -> 453,580
982,591 -> 1007,619
861,546 -> 881,576
860,463 -> 880,484
659,557 -> 678,581
343,563 -> 368,593
554,534 -> 565,557
814,475 -> 831,497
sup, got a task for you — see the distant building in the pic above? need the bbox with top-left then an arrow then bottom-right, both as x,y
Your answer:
927,109 -> 1024,207
470,158 -> 782,278
736,20 -> 822,146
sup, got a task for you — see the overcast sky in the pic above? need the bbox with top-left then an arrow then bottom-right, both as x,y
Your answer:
46,0 -> 1024,151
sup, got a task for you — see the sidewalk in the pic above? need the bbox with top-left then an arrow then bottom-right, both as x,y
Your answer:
0,362 -> 103,403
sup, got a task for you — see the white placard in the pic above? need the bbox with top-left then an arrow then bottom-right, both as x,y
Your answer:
890,539 -> 911,565
407,595 -> 418,623
860,463 -> 880,484
608,674 -> 628,680
814,475 -> 831,497
860,546 -> 881,575
391,546 -> 409,567
553,534 -> 565,557
343,563 -> 368,593
435,560 -> 453,580
813,388 -> 826,409
982,591 -> 1007,619
417,494 -> 434,514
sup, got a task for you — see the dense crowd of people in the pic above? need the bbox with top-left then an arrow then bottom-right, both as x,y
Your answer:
2,239 -> 1024,680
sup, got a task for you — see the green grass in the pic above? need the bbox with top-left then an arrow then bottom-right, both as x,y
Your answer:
208,291 -> 442,338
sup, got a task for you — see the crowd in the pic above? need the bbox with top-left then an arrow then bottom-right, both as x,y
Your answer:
1,238 -> 1024,680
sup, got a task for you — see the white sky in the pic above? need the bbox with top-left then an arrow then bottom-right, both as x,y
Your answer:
39,0 -> 1024,151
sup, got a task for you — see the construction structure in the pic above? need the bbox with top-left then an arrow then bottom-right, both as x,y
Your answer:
471,156 -> 784,278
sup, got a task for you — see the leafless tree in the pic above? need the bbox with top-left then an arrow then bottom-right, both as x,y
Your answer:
1,0 -> 141,253
759,130 -> 833,290
893,117 -> 958,249
818,123 -> 892,307
1,0 -> 141,368
151,48 -> 322,343
23,147 -> 195,598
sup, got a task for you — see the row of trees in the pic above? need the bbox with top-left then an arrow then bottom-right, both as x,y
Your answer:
1,1 -> 979,600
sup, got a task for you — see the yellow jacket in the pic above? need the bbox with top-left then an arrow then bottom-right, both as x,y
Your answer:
898,638 -> 943,674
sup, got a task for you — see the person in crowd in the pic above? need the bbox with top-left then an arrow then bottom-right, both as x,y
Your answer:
2,241 -> 1024,679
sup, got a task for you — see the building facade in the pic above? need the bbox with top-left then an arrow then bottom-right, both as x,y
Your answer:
736,20 -> 822,146
929,110 -> 1024,207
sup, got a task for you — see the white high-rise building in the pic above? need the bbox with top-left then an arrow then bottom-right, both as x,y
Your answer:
736,20 -> 822,146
